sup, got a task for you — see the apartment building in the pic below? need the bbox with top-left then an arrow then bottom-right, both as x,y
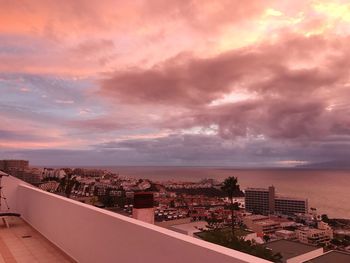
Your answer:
245,187 -> 275,215
0,159 -> 29,172
245,186 -> 308,216
275,196 -> 308,215
296,227 -> 332,246
243,215 -> 281,234
275,229 -> 297,240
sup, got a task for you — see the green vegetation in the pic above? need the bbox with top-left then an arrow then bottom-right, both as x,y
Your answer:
196,229 -> 282,262
321,214 -> 350,228
196,227 -> 251,239
331,236 -> 350,247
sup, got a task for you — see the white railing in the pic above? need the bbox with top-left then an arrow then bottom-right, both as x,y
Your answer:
1,176 -> 271,263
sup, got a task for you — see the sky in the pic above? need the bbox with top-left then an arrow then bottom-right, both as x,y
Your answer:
0,0 -> 350,167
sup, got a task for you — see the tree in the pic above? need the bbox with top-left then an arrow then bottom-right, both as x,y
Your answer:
199,229 -> 283,262
263,235 -> 270,243
90,196 -> 98,206
221,176 -> 241,237
59,168 -> 79,198
99,188 -> 116,207
206,213 -> 224,231
321,214 -> 330,223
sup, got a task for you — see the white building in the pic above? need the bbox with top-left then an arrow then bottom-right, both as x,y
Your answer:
275,229 -> 296,240
42,168 -> 66,179
296,227 -> 332,246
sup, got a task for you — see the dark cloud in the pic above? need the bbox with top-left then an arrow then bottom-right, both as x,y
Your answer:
101,34 -> 350,104
176,97 -> 350,141
2,131 -> 350,166
0,129 -> 55,142
84,133 -> 350,165
100,34 -> 350,143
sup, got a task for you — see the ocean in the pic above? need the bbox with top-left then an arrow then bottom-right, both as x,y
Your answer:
97,167 -> 350,219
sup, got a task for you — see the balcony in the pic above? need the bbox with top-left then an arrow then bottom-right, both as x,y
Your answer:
0,217 -> 73,262
1,175 -> 271,263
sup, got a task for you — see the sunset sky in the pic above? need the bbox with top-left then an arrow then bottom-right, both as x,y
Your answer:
1,0 -> 350,166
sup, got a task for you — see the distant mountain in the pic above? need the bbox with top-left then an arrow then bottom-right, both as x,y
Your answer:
297,160 -> 350,169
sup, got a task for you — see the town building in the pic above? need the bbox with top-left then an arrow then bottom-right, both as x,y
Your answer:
302,250 -> 350,263
251,220 -> 282,234
243,215 -> 281,234
296,227 -> 332,246
275,196 -> 308,215
42,168 -> 66,179
275,230 -> 297,240
245,186 -> 308,216
245,187 -> 275,215
9,168 -> 42,185
316,221 -> 333,239
0,160 -> 29,172
0,160 -> 43,185
169,221 -> 208,236
264,240 -> 323,263
243,214 -> 269,227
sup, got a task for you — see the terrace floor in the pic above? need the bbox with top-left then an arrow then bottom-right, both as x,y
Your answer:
0,216 -> 75,263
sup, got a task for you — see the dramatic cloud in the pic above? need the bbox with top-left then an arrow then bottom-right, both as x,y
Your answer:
1,0 -> 350,166
101,34 -> 350,142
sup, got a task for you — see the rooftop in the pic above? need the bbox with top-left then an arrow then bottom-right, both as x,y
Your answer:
244,215 -> 269,221
303,251 -> 350,263
169,221 -> 208,236
245,188 -> 270,192
275,230 -> 295,234
0,217 -> 74,263
275,195 -> 307,201
264,240 -> 321,260
255,220 -> 280,226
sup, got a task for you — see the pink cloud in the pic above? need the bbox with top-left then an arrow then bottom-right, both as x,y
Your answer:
100,33 -> 350,141
0,0 -> 273,75
1,0 -> 350,166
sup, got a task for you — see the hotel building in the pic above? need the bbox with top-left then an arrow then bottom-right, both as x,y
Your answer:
275,196 -> 308,215
245,186 -> 308,215
245,187 -> 275,215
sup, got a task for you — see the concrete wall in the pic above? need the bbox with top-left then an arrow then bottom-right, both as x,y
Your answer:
2,176 -> 271,263
0,174 -> 30,212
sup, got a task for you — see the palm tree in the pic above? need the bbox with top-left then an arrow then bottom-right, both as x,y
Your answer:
221,176 -> 241,238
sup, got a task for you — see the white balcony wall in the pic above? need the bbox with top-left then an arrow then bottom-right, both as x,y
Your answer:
2,176 -> 271,263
